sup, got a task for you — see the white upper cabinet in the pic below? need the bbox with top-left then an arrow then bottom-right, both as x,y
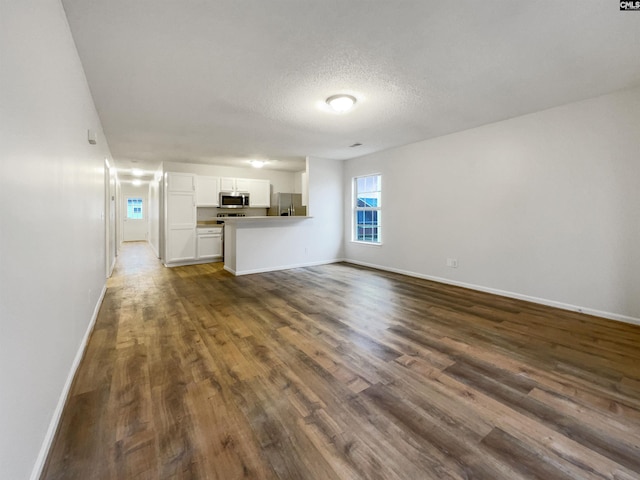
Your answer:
220,177 -> 251,192
248,179 -> 271,207
167,172 -> 195,192
220,177 -> 269,206
220,177 -> 236,191
235,178 -> 251,192
195,176 -> 220,206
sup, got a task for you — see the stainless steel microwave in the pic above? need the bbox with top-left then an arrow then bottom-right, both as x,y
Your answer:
219,191 -> 250,208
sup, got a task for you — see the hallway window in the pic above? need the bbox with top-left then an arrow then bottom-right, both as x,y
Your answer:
127,197 -> 144,219
353,174 -> 381,244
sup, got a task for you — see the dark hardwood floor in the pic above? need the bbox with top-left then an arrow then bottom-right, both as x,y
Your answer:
42,242 -> 640,479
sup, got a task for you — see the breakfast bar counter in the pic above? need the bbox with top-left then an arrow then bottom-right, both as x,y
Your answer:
222,216 -> 313,275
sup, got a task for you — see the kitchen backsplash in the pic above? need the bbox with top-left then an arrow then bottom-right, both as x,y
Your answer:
197,207 -> 267,221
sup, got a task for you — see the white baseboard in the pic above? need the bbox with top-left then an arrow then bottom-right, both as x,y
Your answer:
164,258 -> 223,268
344,259 -> 640,327
231,258 -> 343,276
30,284 -> 107,480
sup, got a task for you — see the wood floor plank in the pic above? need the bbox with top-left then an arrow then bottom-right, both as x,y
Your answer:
182,379 -> 276,480
41,243 -> 640,480
480,427 -> 579,480
434,372 -> 639,480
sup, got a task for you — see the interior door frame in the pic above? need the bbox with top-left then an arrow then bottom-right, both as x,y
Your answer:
122,193 -> 148,242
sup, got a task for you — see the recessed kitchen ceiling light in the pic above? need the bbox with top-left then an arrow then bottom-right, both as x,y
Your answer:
326,94 -> 357,113
248,160 -> 267,168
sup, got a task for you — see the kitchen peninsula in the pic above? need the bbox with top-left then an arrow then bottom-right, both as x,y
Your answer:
223,215 -> 312,275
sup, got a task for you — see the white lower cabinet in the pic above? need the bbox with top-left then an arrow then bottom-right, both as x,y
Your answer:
167,227 -> 196,262
197,228 -> 223,260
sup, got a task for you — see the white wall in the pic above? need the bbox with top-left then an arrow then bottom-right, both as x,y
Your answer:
344,86 -> 640,323
0,2 -> 111,479
307,157 -> 344,260
226,157 -> 344,274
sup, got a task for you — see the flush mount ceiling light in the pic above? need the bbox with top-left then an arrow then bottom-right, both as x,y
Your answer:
326,94 -> 357,113
131,168 -> 144,177
248,160 -> 267,168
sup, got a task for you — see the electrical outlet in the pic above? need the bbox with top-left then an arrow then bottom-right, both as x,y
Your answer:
447,258 -> 458,268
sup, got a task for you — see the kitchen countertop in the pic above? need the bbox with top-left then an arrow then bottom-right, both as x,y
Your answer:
221,215 -> 311,222
196,223 -> 224,228
197,216 -> 311,230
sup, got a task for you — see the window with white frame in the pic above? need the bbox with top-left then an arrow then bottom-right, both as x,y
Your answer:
353,174 -> 381,243
126,197 -> 144,220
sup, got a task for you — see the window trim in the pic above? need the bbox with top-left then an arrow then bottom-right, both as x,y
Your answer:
126,197 -> 144,220
352,173 -> 382,245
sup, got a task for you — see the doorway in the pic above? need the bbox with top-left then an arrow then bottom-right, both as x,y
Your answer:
104,159 -> 117,277
123,196 -> 147,241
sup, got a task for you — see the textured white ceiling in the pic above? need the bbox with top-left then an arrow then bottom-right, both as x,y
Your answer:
61,0 -> 640,177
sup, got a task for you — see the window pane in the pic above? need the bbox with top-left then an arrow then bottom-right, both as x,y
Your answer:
353,174 -> 381,243
358,192 -> 379,207
357,195 -> 377,208
127,198 -> 143,219
366,175 -> 374,192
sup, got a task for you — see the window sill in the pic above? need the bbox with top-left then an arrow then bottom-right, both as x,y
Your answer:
351,240 -> 383,246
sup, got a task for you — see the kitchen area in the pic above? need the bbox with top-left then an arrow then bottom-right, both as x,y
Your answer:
160,161 -> 310,272
196,191 -> 307,263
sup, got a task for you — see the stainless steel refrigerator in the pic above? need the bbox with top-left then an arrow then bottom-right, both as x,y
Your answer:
268,192 -> 307,216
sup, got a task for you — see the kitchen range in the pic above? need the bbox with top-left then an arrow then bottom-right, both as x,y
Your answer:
216,212 -> 246,221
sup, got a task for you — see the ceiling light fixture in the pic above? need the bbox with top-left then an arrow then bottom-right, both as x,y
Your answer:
132,179 -> 142,186
132,168 -> 144,177
326,94 -> 357,113
248,160 -> 267,168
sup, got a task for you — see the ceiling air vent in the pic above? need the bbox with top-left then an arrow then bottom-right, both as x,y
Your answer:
349,143 -> 362,148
